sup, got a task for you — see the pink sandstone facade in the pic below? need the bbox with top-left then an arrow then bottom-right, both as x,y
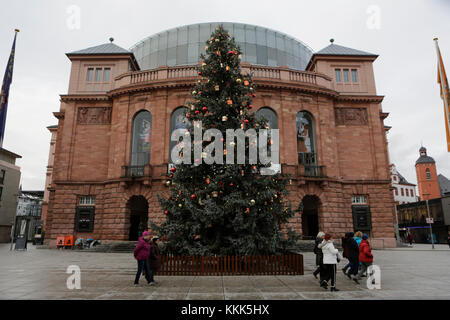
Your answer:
43,28 -> 397,249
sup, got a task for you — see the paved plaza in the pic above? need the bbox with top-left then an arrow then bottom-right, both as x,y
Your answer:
0,243 -> 449,300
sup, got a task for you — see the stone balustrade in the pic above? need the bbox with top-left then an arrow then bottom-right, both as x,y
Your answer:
114,64 -> 332,90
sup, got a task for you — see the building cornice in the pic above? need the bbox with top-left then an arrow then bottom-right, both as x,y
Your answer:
60,94 -> 111,102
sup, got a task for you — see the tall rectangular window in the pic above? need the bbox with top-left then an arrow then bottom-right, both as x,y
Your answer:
394,188 -> 398,196
335,69 -> 341,82
0,169 -> 5,184
103,68 -> 110,82
401,188 -> 404,196
95,68 -> 102,82
86,68 -> 94,82
406,189 -> 409,196
343,69 -> 349,82
351,69 -> 358,82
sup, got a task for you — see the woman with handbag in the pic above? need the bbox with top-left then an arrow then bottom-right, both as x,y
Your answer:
320,233 -> 342,292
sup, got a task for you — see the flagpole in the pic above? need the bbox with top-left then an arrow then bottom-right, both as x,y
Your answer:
434,37 -> 450,152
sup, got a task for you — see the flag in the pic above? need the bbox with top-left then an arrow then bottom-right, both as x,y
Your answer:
0,30 -> 19,148
434,38 -> 450,152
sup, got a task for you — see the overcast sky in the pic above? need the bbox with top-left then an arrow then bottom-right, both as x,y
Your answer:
0,0 -> 449,190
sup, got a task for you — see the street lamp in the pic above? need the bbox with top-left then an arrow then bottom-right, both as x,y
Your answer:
423,193 -> 435,250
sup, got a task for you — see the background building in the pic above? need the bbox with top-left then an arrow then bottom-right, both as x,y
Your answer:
390,164 -> 418,204
415,146 -> 441,200
397,196 -> 450,244
41,125 -> 57,232
0,147 -> 21,242
43,22 -> 396,248
15,190 -> 43,241
438,174 -> 450,197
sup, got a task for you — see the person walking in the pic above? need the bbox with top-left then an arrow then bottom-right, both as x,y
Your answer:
356,234 -> 373,281
341,232 -> 352,275
354,231 -> 363,247
407,232 -> 414,246
447,232 -> 450,248
148,235 -> 161,285
133,231 -> 152,286
345,232 -> 360,283
320,233 -> 342,292
313,231 -> 325,280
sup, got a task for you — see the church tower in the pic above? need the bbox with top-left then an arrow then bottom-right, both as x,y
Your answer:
415,146 -> 441,200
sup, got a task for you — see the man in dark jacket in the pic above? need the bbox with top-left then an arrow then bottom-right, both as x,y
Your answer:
148,236 -> 161,285
345,233 -> 360,283
341,232 -> 352,275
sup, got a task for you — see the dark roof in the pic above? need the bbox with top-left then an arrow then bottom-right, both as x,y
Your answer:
47,125 -> 58,129
438,174 -> 450,196
0,147 -> 22,159
415,155 -> 435,165
20,190 -> 44,198
396,171 -> 416,186
67,42 -> 131,55
315,43 -> 377,56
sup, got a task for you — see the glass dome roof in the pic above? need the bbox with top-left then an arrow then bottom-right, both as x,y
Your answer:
130,22 -> 313,71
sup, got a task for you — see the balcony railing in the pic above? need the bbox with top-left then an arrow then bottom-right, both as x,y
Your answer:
303,165 -> 326,178
298,152 -> 317,166
298,152 -> 326,178
115,65 -> 332,90
122,165 -> 146,178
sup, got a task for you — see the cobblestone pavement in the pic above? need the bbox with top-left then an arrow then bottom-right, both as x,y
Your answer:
0,244 -> 449,300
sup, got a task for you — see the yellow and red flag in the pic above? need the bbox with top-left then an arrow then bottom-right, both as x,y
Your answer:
434,38 -> 450,152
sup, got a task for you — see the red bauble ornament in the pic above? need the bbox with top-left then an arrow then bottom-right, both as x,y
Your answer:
202,107 -> 208,112
206,178 -> 210,184
198,71 -> 202,75
164,210 -> 169,215
190,194 -> 196,200
229,182 -> 233,186
195,110 -> 199,114
169,174 -> 173,179
244,119 -> 249,123
170,167 -> 176,173
249,105 -> 253,109
228,50 -> 234,55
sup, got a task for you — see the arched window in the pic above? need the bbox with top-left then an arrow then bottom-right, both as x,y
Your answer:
256,107 -> 278,129
169,107 -> 189,163
131,110 -> 152,166
296,111 -> 316,165
425,168 -> 431,180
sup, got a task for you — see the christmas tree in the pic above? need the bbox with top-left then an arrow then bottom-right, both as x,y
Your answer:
153,25 -> 298,256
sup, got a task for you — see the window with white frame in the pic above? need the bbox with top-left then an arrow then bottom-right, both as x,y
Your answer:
352,195 -> 367,205
86,67 -> 111,83
79,196 -> 95,206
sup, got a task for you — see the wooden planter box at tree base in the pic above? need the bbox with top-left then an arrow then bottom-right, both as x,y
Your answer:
158,253 -> 304,276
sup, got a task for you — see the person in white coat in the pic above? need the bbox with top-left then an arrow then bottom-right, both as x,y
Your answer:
318,233 -> 341,292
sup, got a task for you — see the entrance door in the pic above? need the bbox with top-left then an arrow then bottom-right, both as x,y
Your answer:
301,195 -> 320,238
127,196 -> 149,241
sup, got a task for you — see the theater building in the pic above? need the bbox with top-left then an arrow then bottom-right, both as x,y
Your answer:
44,22 -> 396,248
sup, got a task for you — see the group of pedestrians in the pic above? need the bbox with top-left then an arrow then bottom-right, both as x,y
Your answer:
313,230 -> 374,291
133,231 -> 161,286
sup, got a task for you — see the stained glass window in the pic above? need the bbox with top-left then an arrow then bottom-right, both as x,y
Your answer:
131,110 -> 152,166
169,107 -> 189,163
296,111 -> 316,165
